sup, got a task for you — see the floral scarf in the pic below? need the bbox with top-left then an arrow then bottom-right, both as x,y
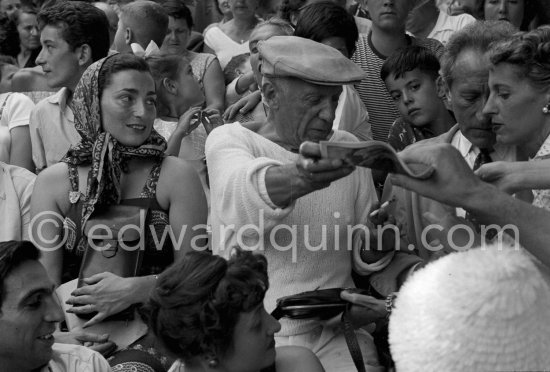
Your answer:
62,55 -> 167,230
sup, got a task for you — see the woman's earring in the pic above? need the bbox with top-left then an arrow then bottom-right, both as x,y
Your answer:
208,358 -> 219,369
543,104 -> 550,114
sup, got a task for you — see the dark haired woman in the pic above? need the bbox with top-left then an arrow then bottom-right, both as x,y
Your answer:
145,250 -> 325,372
31,53 -> 208,331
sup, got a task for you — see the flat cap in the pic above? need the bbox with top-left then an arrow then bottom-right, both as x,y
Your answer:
257,36 -> 366,86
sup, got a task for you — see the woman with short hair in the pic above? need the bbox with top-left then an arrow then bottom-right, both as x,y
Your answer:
481,26 -> 550,210
144,250 -> 325,372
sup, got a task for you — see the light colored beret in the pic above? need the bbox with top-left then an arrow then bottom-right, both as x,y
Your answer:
257,36 -> 366,86
389,243 -> 550,371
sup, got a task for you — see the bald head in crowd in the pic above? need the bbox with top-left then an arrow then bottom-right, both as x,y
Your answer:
113,0 -> 168,52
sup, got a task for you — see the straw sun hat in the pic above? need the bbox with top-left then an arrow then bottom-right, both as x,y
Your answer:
389,243 -> 550,371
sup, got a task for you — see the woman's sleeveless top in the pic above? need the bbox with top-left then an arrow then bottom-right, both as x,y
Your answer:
61,159 -> 174,283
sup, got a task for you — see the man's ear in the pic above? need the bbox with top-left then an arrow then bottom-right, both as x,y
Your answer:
261,79 -> 278,110
441,76 -> 452,104
76,44 -> 93,66
125,27 -> 133,45
436,76 -> 447,99
162,77 -> 178,95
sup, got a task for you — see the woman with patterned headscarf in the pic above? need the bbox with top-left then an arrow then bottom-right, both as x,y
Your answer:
31,53 -> 208,330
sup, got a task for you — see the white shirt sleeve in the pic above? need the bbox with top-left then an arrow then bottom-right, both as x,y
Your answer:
46,343 -> 111,372
5,93 -> 35,130
206,125 -> 295,231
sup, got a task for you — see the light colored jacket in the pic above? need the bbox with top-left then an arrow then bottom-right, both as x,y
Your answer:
369,125 -> 460,296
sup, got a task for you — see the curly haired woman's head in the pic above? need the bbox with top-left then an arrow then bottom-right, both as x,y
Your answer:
145,250 -> 276,367
489,25 -> 550,91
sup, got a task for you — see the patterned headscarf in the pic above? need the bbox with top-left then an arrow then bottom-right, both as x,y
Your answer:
62,54 -> 167,229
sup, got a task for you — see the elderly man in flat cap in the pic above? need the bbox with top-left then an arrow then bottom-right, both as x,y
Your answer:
205,36 -> 385,371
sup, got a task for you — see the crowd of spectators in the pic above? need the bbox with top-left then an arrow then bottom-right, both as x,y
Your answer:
1,0 -> 550,371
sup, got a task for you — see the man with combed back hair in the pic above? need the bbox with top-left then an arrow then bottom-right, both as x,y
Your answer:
29,1 -> 110,172
0,241 -> 111,371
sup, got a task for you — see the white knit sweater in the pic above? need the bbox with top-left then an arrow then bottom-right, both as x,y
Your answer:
206,124 -> 378,336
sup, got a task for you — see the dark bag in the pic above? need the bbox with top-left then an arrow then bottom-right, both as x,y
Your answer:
75,204 -> 147,321
271,288 -> 367,372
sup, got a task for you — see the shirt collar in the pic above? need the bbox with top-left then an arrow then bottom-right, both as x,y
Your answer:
453,130 -> 474,157
46,87 -> 70,111
453,128 -> 516,160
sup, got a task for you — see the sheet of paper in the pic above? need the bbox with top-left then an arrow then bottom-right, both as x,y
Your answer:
55,279 -> 148,349
319,140 -> 434,179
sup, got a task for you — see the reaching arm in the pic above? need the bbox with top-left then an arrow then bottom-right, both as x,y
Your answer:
164,107 -> 202,156
202,58 -> 226,113
476,160 -> 550,194
391,143 -> 550,269
223,90 -> 261,122
265,142 -> 355,208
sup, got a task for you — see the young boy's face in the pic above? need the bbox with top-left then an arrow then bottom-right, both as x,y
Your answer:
385,68 -> 442,127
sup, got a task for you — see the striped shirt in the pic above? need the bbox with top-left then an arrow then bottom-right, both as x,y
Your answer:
352,32 -> 444,142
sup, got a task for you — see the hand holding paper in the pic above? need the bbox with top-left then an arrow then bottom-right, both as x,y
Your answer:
319,140 -> 434,179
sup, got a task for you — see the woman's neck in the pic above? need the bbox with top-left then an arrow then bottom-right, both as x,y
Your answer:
521,122 -> 550,159
165,103 -> 183,119
230,15 -> 257,31
156,100 -> 180,120
17,47 -> 32,67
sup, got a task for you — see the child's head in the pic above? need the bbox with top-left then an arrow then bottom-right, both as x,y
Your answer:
145,54 -> 204,115
114,0 -> 168,53
381,46 -> 446,127
224,53 -> 251,85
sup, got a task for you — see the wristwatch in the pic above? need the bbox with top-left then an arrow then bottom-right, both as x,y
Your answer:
385,292 -> 398,320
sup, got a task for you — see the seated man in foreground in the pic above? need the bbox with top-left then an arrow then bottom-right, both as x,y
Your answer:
0,240 -> 110,372
206,36 -> 385,371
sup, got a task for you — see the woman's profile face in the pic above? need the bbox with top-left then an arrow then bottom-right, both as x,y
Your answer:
484,0 -> 524,28
219,305 -> 281,371
100,69 -> 157,147
483,62 -> 549,151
